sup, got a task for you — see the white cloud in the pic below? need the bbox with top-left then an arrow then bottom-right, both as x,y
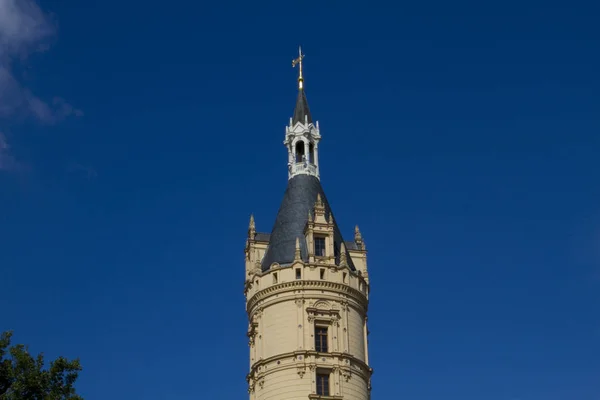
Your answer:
0,0 -> 55,57
0,0 -> 82,170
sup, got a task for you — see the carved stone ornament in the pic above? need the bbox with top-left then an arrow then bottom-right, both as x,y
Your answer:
342,369 -> 352,382
314,300 -> 331,310
297,366 -> 306,378
258,378 -> 265,390
308,364 -> 316,372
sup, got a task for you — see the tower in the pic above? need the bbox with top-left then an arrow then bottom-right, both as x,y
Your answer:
244,48 -> 372,400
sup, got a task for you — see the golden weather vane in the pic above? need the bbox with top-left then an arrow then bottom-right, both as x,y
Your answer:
291,46 -> 305,89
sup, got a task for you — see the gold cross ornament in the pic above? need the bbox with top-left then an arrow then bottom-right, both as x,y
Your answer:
292,47 -> 305,89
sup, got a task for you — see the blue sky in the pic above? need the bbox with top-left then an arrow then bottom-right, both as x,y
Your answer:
0,0 -> 599,399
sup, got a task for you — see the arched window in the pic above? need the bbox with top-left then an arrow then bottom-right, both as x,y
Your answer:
309,143 -> 315,164
295,141 -> 305,162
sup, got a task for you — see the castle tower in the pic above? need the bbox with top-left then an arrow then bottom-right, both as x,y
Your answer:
244,48 -> 372,400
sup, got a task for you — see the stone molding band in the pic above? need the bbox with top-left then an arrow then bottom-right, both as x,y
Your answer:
247,279 -> 368,314
247,350 -> 373,390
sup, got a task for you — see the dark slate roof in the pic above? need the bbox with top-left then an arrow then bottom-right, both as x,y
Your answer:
255,232 -> 271,242
344,241 -> 359,251
261,174 -> 356,272
292,88 -> 313,125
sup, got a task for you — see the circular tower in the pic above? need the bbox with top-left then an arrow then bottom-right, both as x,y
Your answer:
244,49 -> 373,400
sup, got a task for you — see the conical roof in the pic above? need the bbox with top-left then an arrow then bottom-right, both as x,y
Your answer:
292,88 -> 312,125
261,174 -> 355,272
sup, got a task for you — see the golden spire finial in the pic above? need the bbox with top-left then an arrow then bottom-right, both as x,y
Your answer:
291,46 -> 305,90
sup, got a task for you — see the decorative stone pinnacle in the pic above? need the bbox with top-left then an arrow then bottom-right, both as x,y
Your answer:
294,237 -> 302,261
248,214 -> 256,238
328,213 -> 333,224
308,210 -> 313,222
354,225 -> 363,246
339,242 -> 348,267
315,193 -> 324,209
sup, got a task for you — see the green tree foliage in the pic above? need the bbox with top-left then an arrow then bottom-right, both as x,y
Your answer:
0,331 -> 83,400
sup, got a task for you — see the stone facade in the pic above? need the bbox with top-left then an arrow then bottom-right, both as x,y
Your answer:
245,214 -> 372,400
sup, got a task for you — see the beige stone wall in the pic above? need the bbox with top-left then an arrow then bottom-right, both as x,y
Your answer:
347,305 -> 366,362
246,267 -> 371,399
255,366 -> 312,400
262,300 -> 297,358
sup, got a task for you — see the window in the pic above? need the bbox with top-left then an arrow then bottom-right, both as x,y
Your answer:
343,272 -> 347,283
316,372 -> 330,396
309,143 -> 315,164
296,268 -> 301,279
295,141 -> 305,162
314,236 -> 326,257
273,273 -> 278,284
319,269 -> 325,280
315,326 -> 328,352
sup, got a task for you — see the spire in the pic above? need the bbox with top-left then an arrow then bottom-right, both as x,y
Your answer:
261,49 -> 355,271
291,46 -> 312,125
284,46 -> 321,180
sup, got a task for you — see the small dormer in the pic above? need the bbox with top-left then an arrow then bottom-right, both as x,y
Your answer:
305,194 -> 336,265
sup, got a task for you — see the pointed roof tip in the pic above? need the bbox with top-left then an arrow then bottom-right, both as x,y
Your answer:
249,214 -> 255,229
291,46 -> 313,125
292,88 -> 313,125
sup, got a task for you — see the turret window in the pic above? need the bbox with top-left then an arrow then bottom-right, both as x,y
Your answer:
295,141 -> 305,162
315,326 -> 328,352
314,236 -> 326,257
309,143 -> 315,164
316,371 -> 330,396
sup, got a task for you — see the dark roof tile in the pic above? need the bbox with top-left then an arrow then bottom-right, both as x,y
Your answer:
292,89 -> 312,125
261,175 -> 355,271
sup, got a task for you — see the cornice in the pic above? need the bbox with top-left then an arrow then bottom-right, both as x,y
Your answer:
247,350 -> 373,383
246,279 -> 368,314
